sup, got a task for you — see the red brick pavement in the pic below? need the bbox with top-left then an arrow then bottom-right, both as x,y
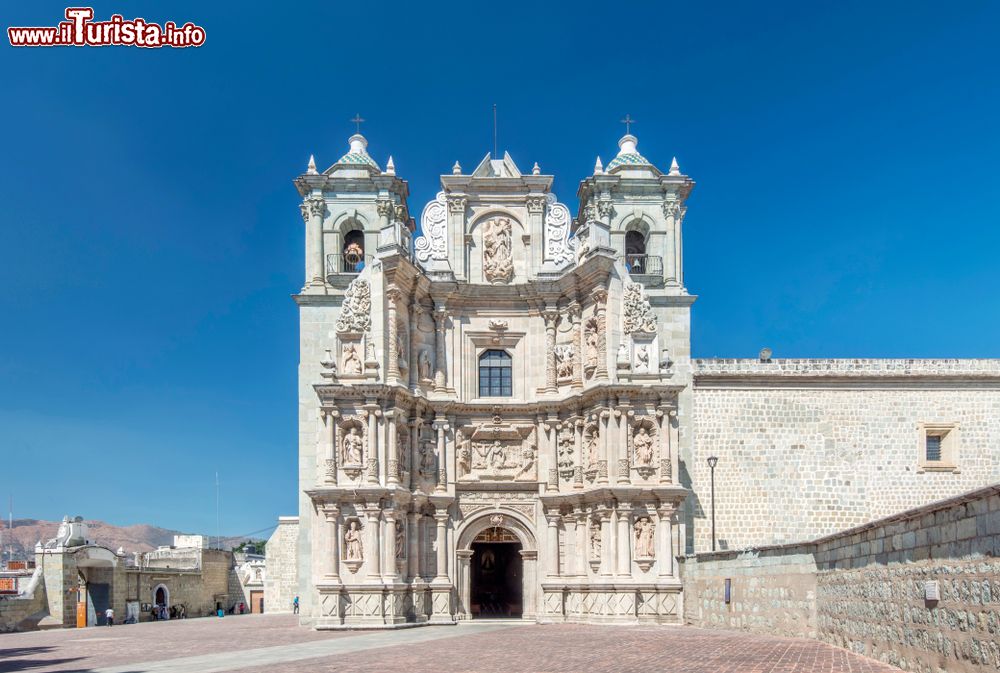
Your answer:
0,615 -> 904,673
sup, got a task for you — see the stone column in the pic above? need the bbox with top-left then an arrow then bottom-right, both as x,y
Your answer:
616,503 -> 632,577
598,407 -> 610,485
433,509 -> 449,582
545,509 -> 560,577
543,309 -> 558,393
407,510 -> 420,581
617,404 -> 631,485
669,409 -> 680,486
570,304 -> 583,389
456,549 -> 473,618
383,508 -> 400,582
364,403 -> 380,485
562,513 -> 578,576
301,195 -> 325,288
599,509 -> 613,576
409,417 -> 422,490
323,505 -> 341,582
657,405 -> 671,484
433,305 -> 447,392
323,409 -> 338,485
386,287 -> 401,384
573,417 -> 584,489
408,304 -> 422,389
592,289 -> 608,380
575,507 -> 589,576
544,416 -> 558,491
365,506 -> 381,581
433,417 -> 448,493
657,505 -> 675,579
520,550 -> 538,619
386,408 -> 399,486
376,198 -> 392,229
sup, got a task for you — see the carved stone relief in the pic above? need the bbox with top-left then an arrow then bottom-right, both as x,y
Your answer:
344,519 -> 364,562
415,191 -> 447,265
336,278 -> 372,333
543,193 -> 575,267
341,342 -> 363,375
557,426 -> 575,479
418,349 -> 433,382
482,217 -> 514,284
634,516 -> 655,559
584,318 -> 599,376
622,283 -> 657,335
631,416 -> 658,479
459,421 -> 537,481
554,344 -> 575,380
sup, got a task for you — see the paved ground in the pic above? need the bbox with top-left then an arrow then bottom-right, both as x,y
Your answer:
0,614 -> 903,673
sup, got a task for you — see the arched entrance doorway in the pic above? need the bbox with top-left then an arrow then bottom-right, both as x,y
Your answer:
456,510 -> 538,621
470,527 -> 522,617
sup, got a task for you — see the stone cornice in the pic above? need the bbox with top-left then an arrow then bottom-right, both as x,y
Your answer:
693,358 -> 1000,388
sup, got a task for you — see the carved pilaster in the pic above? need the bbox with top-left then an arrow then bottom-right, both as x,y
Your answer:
302,195 -> 326,289
408,303 -> 422,389
433,305 -> 448,392
386,287 -> 402,383
570,304 -> 583,389
386,408 -> 399,486
321,504 -> 341,582
433,417 -> 449,493
592,289 -> 609,380
322,409 -> 338,485
543,309 -> 559,393
364,403 -> 380,485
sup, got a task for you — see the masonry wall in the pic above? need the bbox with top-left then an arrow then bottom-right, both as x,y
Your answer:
681,484 -> 1000,673
689,359 -> 1000,552
265,518 -> 299,614
0,581 -> 48,633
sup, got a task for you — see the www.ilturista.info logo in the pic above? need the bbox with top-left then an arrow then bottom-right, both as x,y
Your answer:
8,7 -> 206,48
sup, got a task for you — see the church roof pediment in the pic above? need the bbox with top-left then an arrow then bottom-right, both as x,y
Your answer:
471,151 -> 522,178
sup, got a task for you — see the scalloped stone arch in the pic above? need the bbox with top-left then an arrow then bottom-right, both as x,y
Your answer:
456,507 -> 537,551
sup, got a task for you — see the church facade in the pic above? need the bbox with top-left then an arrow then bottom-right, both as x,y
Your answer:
279,130 -> 1000,629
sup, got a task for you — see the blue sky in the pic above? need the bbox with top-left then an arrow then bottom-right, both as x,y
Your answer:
2,1 -> 998,536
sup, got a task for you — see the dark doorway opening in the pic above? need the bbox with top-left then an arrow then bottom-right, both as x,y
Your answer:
470,541 -> 522,618
90,583 -> 110,625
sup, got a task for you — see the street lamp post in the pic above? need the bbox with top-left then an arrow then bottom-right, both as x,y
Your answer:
707,456 -> 719,551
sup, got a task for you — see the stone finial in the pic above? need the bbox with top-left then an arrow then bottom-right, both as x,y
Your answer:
452,161 -> 462,175
617,134 -> 638,156
532,162 -> 541,175
594,156 -> 604,175
348,134 -> 368,155
385,155 -> 395,175
307,154 -> 318,175
669,157 -> 681,176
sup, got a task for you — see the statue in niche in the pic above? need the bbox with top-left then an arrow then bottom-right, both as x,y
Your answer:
419,441 -> 436,478
365,339 -> 375,362
585,429 -> 599,468
419,350 -> 433,381
554,345 -> 574,379
617,343 -> 630,369
516,441 -> 536,479
344,520 -> 364,560
482,217 -> 514,283
585,325 -> 599,367
633,426 -> 654,466
457,432 -> 472,477
557,427 -> 575,475
396,334 -> 408,374
634,516 -> 655,558
395,521 -> 405,559
397,430 -> 410,473
590,520 -> 602,560
342,343 -> 362,375
635,345 -> 649,372
342,427 -> 363,465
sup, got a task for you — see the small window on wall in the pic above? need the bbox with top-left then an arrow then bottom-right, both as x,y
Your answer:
918,423 -> 959,472
479,349 -> 512,397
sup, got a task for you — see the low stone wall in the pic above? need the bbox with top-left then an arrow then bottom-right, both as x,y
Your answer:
681,484 -> 1000,673
0,588 -> 49,633
680,546 -> 818,638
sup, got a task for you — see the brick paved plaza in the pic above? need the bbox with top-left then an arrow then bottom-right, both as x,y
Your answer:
0,614 -> 904,673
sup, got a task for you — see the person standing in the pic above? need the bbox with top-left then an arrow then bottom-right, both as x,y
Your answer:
292,596 -> 299,614
105,607 -> 114,627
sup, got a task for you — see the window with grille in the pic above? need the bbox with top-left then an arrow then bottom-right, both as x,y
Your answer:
925,434 -> 943,462
479,349 -> 512,397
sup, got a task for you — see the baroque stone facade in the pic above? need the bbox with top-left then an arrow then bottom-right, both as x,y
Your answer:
276,129 -> 1000,630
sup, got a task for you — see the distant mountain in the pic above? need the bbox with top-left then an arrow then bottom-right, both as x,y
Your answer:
0,518 -> 200,561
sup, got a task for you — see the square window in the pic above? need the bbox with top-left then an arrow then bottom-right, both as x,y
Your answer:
918,423 -> 959,473
925,435 -> 942,462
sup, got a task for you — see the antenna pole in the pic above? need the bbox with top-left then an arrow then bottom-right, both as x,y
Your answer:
215,472 -> 220,550
492,104 -> 497,159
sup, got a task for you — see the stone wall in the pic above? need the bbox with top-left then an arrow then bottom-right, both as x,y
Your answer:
681,484 -> 1000,673
265,517 -> 299,614
0,575 -> 48,633
689,358 -> 1000,552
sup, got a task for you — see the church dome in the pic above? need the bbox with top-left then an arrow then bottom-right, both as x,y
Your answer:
605,134 -> 657,174
335,134 -> 381,171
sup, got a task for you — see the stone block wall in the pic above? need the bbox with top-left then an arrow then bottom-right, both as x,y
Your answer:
0,582 -> 48,632
265,517 -> 299,614
680,546 -> 818,638
681,484 -> 1000,673
689,359 -> 1000,552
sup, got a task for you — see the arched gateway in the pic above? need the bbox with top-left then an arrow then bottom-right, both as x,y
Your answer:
455,510 -> 538,620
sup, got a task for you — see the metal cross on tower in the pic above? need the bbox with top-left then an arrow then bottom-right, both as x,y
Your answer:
351,113 -> 365,134
620,113 -> 635,135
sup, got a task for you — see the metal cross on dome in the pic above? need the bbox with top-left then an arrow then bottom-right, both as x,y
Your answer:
351,113 -> 365,134
620,113 -> 635,134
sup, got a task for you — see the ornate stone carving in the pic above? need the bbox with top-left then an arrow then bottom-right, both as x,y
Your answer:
341,342 -> 363,375
634,516 -> 655,559
590,518 -> 602,561
482,217 -> 514,284
397,428 -> 410,475
447,195 -> 468,214
557,426 -> 575,479
418,439 -> 437,479
336,279 -> 372,333
597,200 -> 614,219
633,426 -> 655,467
634,344 -> 650,372
617,343 -> 631,370
584,424 -> 600,469
543,193 -> 575,267
344,519 -> 364,562
526,195 -> 546,214
304,195 -> 325,219
415,192 -> 448,264
418,349 -> 433,381
662,199 -> 684,219
342,426 -> 364,466
554,344 -> 574,380
395,521 -> 405,559
622,283 -> 657,335
462,422 -> 537,481
584,318 -> 599,373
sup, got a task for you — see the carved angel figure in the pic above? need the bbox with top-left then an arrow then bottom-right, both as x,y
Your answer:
554,345 -> 574,379
482,217 -> 514,283
557,428 -> 575,471
457,434 -> 472,477
634,516 -> 655,558
635,345 -> 649,371
633,426 -> 654,466
342,427 -> 363,465
342,343 -> 362,375
419,350 -> 433,381
344,520 -> 364,560
585,328 -> 599,366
